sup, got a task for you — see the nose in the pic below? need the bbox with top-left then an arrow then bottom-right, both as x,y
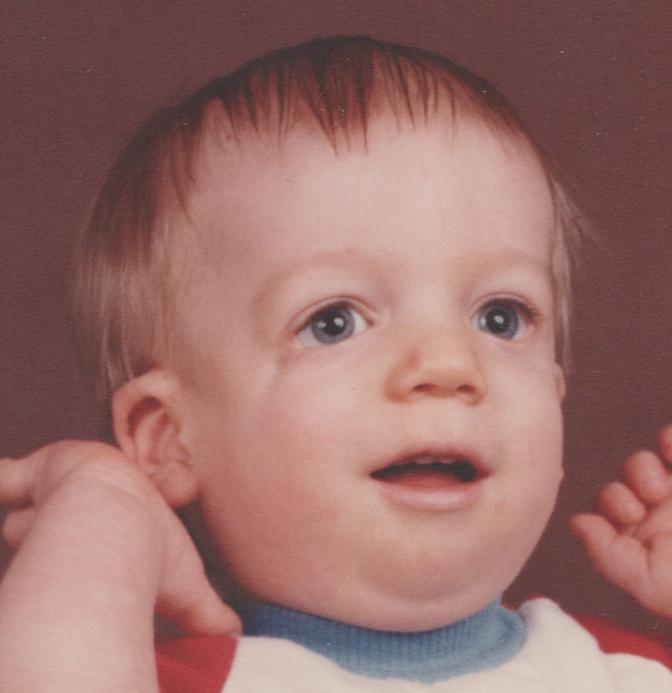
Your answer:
384,326 -> 487,404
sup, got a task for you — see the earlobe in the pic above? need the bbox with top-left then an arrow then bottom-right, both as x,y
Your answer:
112,369 -> 199,508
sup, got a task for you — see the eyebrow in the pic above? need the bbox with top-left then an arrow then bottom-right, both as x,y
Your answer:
251,248 -> 379,311
252,242 -> 552,310
471,247 -> 553,279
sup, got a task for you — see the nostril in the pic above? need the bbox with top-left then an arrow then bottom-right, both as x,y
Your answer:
412,381 -> 478,396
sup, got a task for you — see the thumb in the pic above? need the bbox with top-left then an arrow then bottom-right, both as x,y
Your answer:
156,512 -> 242,636
157,575 -> 242,636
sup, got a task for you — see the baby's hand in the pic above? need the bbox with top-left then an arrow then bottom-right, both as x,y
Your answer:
571,424 -> 672,619
0,440 -> 240,692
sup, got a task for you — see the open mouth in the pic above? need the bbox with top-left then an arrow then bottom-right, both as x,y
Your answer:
371,457 -> 480,487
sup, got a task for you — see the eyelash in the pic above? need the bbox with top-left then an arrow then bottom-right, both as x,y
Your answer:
295,296 -> 541,348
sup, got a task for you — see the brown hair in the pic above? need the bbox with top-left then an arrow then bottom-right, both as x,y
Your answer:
73,35 -> 583,401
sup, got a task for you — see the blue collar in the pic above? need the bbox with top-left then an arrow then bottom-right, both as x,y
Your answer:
239,598 -> 525,683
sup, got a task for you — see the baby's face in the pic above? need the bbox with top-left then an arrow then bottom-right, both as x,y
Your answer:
172,114 -> 564,631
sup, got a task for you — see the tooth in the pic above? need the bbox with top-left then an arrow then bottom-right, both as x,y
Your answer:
414,455 -> 436,465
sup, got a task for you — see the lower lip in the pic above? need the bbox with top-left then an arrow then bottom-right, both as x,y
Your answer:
372,469 -> 486,511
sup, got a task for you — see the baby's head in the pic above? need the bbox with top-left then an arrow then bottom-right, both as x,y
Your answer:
75,36 -> 582,632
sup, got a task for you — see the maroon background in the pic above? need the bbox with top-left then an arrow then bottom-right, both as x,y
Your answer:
2,1 -> 672,636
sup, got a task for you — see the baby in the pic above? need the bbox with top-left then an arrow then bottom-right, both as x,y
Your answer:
2,36 -> 672,692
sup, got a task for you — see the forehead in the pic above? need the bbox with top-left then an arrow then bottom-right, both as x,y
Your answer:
181,113 -> 553,268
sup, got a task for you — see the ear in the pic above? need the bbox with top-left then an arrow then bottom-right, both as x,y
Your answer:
554,364 -> 566,401
112,369 -> 199,508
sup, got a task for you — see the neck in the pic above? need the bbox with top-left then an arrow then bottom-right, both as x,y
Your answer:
238,598 -> 525,683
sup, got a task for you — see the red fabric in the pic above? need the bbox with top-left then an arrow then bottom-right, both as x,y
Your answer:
156,635 -> 237,693
573,613 -> 672,670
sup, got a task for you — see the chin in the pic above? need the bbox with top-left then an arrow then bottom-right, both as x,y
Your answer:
291,582 -> 503,633
337,561 -> 522,632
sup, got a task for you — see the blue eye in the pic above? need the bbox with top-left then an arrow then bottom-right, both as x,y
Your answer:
299,304 -> 367,346
477,302 -> 524,340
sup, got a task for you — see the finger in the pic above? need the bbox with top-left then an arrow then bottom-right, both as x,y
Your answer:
2,507 -> 36,548
623,450 -> 672,506
0,457 -> 38,506
570,513 -> 648,597
636,533 -> 672,619
156,512 -> 243,637
158,584 -> 242,637
596,481 -> 646,527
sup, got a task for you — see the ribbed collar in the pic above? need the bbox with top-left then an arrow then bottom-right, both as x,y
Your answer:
239,598 -> 525,683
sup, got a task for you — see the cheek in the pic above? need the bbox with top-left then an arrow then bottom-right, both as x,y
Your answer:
188,351 -> 364,498
495,365 -> 564,502
517,400 -> 564,524
193,398 -> 349,542
253,364 -> 372,470
189,370 -> 374,589
197,451 -> 356,604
